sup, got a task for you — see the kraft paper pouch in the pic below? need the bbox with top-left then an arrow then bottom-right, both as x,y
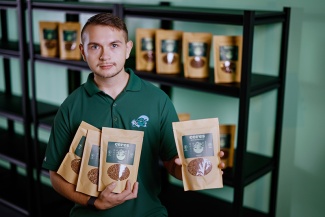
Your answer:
136,28 -> 157,72
213,35 -> 242,83
219,124 -> 236,168
58,22 -> 81,60
39,21 -> 59,57
76,130 -> 101,197
172,118 -> 223,191
183,32 -> 212,78
57,121 -> 100,185
99,127 -> 144,193
177,113 -> 190,121
155,29 -> 183,74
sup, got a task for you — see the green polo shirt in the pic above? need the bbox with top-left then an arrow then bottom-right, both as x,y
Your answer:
42,68 -> 179,217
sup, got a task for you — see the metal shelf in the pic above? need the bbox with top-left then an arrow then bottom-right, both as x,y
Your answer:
30,0 -> 115,14
123,4 -> 286,25
0,93 -> 58,122
0,0 -> 17,9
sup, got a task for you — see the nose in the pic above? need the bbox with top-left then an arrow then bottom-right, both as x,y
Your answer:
100,47 -> 110,60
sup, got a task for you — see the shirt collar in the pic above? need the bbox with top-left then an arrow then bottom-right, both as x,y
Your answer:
84,68 -> 142,97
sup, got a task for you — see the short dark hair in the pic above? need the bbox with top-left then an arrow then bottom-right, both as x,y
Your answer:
81,13 -> 128,42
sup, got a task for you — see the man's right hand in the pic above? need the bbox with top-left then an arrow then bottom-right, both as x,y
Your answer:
95,180 -> 138,210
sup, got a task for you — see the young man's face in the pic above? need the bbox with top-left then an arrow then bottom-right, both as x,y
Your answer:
79,24 -> 132,79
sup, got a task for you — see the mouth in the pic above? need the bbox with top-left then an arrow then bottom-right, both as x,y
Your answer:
98,63 -> 115,70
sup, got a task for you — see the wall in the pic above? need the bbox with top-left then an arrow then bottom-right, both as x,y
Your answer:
172,1 -> 325,217
109,1 -> 325,216
1,0 -> 325,217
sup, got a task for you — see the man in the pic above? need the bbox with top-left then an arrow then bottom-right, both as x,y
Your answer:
42,13 -> 224,217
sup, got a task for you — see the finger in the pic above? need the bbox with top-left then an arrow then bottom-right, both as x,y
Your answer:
132,181 -> 139,194
130,181 -> 139,197
218,162 -> 225,169
124,180 -> 131,191
174,158 -> 181,165
119,180 -> 136,200
122,181 -> 138,201
218,151 -> 224,158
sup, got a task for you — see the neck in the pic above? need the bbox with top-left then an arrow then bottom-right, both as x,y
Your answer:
94,70 -> 129,99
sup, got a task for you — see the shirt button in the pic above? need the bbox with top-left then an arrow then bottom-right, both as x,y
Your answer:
113,103 -> 117,107
113,117 -> 117,122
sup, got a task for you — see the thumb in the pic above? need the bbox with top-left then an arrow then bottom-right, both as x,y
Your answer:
106,181 -> 117,192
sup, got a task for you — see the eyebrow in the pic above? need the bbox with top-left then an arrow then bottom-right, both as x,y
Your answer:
87,40 -> 123,46
110,40 -> 123,44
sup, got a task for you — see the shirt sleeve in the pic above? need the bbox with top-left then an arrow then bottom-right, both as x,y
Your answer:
159,95 -> 179,161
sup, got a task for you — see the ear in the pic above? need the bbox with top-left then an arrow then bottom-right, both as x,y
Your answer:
79,44 -> 86,61
125,40 -> 133,59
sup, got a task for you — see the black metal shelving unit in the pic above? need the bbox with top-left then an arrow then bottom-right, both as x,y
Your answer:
0,1 -> 290,217
0,0 -> 35,216
121,4 -> 290,217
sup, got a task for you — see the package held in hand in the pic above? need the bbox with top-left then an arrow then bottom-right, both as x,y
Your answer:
172,118 -> 223,191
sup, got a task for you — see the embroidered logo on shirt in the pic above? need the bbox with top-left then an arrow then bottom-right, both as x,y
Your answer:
131,115 -> 149,128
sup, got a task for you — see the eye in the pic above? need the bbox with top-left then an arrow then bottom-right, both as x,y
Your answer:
90,44 -> 99,50
112,43 -> 118,48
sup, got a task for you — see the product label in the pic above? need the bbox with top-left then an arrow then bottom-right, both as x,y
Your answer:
74,136 -> 86,157
182,133 -> 214,158
219,45 -> 238,61
106,142 -> 136,165
43,28 -> 57,40
188,42 -> 207,57
63,30 -> 77,42
220,133 -> 231,148
141,38 -> 154,51
161,39 -> 179,53
88,145 -> 100,167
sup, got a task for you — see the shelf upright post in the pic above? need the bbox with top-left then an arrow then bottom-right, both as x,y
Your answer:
158,1 -> 173,97
0,9 -> 8,42
66,0 -> 81,93
17,0 -> 37,216
0,9 -> 10,95
26,0 -> 45,216
113,3 -> 124,19
0,9 -> 15,134
233,10 -> 255,217
159,1 -> 173,30
26,0 -> 38,179
269,7 -> 291,217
